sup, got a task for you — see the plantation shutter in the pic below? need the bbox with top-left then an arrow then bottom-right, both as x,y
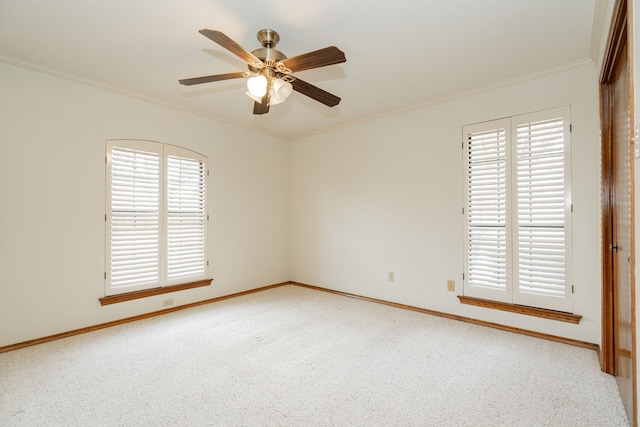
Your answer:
463,119 -> 512,303
462,107 -> 572,312
107,141 -> 162,294
165,146 -> 207,285
106,140 -> 208,296
512,107 -> 572,312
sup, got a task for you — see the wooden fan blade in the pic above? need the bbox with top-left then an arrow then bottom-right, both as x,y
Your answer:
253,94 -> 270,115
179,71 -> 246,86
281,46 -> 346,73
199,29 -> 262,64
291,78 -> 341,107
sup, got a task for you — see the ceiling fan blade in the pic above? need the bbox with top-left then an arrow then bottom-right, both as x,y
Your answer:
291,78 -> 341,107
199,29 -> 262,64
281,46 -> 346,73
253,94 -> 270,115
179,71 -> 246,86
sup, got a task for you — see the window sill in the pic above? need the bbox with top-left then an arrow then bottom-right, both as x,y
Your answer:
458,296 -> 581,324
99,279 -> 213,306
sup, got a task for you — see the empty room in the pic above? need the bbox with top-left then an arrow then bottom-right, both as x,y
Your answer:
0,0 -> 638,425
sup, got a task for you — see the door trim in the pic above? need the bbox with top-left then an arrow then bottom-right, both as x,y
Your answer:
600,0 -> 629,375
599,0 -> 636,423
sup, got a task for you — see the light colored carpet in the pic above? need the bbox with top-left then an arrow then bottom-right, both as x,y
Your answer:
0,285 -> 629,426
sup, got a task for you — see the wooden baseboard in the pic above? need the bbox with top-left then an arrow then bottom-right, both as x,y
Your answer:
290,282 -> 599,352
0,282 -> 289,354
0,280 -> 599,354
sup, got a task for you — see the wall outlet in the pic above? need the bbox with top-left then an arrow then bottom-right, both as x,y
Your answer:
162,298 -> 174,307
447,280 -> 455,292
388,272 -> 395,282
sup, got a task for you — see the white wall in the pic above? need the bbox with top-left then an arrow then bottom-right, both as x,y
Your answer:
0,51 -> 606,349
290,63 -> 602,344
0,61 -> 291,347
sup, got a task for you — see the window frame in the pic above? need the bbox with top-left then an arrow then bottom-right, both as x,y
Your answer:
105,139 -> 209,297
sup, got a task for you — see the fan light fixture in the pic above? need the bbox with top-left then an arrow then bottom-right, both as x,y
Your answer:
245,73 -> 293,105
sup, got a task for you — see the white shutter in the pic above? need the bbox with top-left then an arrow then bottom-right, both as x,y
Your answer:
512,106 -> 572,312
106,141 -> 162,295
105,141 -> 208,296
462,107 -> 572,312
463,119 -> 512,303
165,146 -> 208,285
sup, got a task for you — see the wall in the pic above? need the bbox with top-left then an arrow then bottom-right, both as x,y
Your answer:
0,61 -> 291,347
0,47 -> 606,349
290,63 -> 602,344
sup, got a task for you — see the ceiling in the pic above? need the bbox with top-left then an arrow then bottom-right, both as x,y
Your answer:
0,0 -> 605,140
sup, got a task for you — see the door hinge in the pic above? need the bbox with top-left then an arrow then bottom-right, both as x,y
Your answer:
611,243 -> 619,253
571,204 -> 573,213
572,285 -> 574,294
104,272 -> 107,280
570,124 -> 572,132
207,260 -> 209,266
462,207 -> 465,214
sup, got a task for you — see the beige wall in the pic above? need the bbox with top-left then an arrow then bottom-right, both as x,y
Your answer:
0,54 -> 607,348
0,61 -> 291,347
290,63 -> 602,344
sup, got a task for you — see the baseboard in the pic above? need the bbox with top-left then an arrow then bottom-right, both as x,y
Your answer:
0,280 -> 600,354
290,282 -> 600,352
0,282 -> 290,354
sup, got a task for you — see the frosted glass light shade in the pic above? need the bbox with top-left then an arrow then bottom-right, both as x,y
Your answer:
272,79 -> 293,104
247,75 -> 267,97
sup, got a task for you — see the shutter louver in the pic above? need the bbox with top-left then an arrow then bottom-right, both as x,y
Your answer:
166,154 -> 207,283
109,146 -> 161,290
465,125 -> 509,293
515,117 -> 567,298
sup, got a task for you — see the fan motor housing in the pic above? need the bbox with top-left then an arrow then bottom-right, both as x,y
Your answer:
251,29 -> 287,62
251,47 -> 287,61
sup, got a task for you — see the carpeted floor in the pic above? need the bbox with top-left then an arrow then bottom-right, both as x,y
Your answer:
0,285 -> 630,426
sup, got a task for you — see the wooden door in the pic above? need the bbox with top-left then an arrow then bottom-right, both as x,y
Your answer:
601,0 -> 636,424
613,40 -> 634,422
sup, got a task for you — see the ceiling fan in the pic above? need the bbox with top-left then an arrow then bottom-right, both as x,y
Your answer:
179,29 -> 346,115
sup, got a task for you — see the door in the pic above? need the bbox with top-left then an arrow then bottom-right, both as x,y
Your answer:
600,0 -> 636,423
612,41 -> 634,422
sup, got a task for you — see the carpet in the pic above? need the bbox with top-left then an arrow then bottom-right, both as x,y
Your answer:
0,285 -> 629,426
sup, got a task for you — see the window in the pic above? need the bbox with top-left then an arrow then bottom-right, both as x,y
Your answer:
106,140 -> 208,296
463,106 -> 572,312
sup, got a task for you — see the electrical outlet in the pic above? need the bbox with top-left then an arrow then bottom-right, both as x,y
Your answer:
388,272 -> 395,282
447,280 -> 455,292
162,298 -> 174,307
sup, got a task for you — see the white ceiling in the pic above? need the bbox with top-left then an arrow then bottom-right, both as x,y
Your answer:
0,0 -> 605,140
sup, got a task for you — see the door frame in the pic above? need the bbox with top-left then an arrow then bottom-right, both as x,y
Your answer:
600,0 -> 636,421
600,0 -> 635,378
600,0 -> 630,375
